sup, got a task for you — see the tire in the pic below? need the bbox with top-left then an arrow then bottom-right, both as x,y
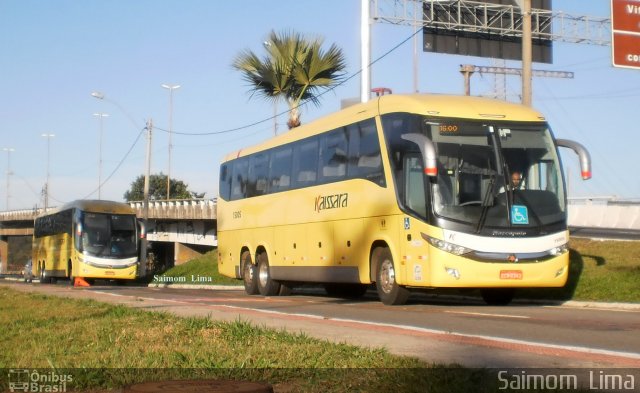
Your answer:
39,262 -> 50,284
257,251 -> 280,296
481,288 -> 515,306
241,250 -> 259,295
374,247 -> 410,305
68,261 -> 75,286
324,283 -> 369,299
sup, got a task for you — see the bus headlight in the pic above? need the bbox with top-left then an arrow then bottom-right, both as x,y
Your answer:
424,235 -> 472,256
549,244 -> 569,256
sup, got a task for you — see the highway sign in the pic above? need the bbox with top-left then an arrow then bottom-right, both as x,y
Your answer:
612,0 -> 640,69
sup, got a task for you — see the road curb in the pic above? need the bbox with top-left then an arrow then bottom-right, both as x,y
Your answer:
146,282 -> 640,310
3,276 -> 639,311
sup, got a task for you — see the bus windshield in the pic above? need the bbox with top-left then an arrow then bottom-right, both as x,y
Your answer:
383,113 -> 566,233
80,213 -> 137,258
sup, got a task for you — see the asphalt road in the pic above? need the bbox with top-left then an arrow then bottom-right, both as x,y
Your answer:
3,280 -> 640,369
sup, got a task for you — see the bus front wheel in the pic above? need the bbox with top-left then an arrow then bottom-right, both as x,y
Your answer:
68,261 -> 75,286
374,247 -> 410,305
39,262 -> 49,284
257,251 -> 280,296
241,250 -> 259,295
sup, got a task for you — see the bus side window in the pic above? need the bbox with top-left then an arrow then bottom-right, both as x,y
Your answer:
320,128 -> 348,182
219,164 -> 232,200
293,138 -> 319,188
347,119 -> 384,185
247,153 -> 269,197
269,146 -> 293,193
231,158 -> 249,200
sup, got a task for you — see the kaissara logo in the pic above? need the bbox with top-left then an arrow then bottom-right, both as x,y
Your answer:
315,193 -> 348,212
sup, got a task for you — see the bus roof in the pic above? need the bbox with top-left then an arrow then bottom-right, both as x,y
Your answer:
35,200 -> 136,218
222,94 -> 547,162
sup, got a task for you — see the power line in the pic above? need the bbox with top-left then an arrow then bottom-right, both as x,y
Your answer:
81,128 -> 145,200
153,27 -> 423,137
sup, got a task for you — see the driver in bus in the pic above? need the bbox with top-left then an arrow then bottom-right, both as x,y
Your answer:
510,171 -> 523,190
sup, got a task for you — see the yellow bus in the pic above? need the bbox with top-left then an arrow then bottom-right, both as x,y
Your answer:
217,94 -> 591,305
33,200 -> 143,284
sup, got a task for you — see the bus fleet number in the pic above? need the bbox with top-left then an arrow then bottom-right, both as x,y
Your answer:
233,211 -> 242,219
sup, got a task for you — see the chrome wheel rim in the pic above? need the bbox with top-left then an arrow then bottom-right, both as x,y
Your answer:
380,259 -> 395,294
259,261 -> 269,287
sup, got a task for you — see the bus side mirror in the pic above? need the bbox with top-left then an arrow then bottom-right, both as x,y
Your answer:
138,221 -> 146,239
556,139 -> 592,180
401,133 -> 438,177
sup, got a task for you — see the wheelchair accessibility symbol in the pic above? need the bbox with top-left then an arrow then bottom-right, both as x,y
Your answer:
511,205 -> 529,225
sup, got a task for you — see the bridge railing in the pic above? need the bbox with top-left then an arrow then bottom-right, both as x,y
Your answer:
128,198 -> 217,220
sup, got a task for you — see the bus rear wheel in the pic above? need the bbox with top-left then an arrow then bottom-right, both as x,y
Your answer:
257,251 -> 280,296
374,247 -> 410,305
241,250 -> 259,295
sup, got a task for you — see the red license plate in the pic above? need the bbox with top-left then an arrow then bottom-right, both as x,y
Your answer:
500,270 -> 523,280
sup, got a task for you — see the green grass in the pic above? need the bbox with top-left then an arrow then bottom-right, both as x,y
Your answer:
517,238 -> 640,303
0,286 -> 514,393
153,250 -> 238,286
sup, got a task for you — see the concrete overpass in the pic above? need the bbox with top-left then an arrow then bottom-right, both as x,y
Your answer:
1,197 -> 638,274
0,199 -> 217,274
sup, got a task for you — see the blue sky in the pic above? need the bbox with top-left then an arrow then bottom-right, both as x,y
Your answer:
1,0 -> 638,211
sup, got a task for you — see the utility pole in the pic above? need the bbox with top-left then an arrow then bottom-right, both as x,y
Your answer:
3,148 -> 15,210
521,0 -> 533,106
41,133 -> 55,212
459,65 -> 475,96
140,119 -> 153,278
361,0 -> 371,103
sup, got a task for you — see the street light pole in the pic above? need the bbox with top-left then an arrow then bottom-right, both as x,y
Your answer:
161,83 -> 180,200
41,134 -> 55,211
3,147 -> 15,210
91,91 -> 151,278
93,112 -> 109,199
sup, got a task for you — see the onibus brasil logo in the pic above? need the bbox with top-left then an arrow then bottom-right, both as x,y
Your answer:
8,369 -> 73,392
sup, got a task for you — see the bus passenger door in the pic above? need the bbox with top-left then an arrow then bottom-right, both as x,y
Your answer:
400,155 -> 431,286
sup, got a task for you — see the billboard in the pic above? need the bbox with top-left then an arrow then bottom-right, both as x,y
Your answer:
423,0 -> 553,63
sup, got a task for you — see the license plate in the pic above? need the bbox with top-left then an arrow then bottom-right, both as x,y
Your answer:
500,270 -> 523,280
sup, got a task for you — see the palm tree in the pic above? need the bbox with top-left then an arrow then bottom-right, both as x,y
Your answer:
232,30 -> 346,130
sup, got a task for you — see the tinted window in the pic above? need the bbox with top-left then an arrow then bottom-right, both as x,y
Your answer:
347,119 -> 384,185
319,128 -> 348,183
230,158 -> 249,200
219,164 -> 231,200
293,138 -> 319,188
269,147 -> 293,193
247,153 -> 269,197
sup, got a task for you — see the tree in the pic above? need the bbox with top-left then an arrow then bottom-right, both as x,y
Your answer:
123,173 -> 205,202
232,30 -> 346,129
